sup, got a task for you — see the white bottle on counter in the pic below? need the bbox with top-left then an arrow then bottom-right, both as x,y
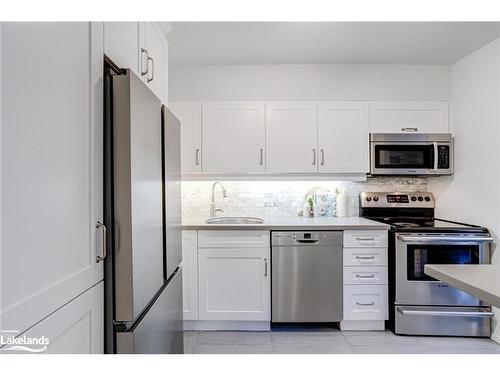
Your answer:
303,202 -> 311,217
336,187 -> 348,217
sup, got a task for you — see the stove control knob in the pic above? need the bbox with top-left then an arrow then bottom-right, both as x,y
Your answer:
411,196 -> 417,202
424,196 -> 431,202
418,196 -> 424,202
373,196 -> 379,202
366,197 -> 372,202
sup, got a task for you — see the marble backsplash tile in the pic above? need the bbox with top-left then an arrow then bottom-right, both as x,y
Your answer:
181,178 -> 427,220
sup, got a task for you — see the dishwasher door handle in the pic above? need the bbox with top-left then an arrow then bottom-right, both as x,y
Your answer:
296,239 -> 319,244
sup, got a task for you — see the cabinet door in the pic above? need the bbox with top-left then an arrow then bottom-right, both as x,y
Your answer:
370,102 -> 449,133
198,248 -> 270,321
318,102 -> 369,173
170,102 -> 202,173
104,22 -> 139,75
182,231 -> 199,320
202,102 -> 265,173
6,282 -> 104,354
266,102 -> 318,173
1,22 -> 104,335
140,22 -> 166,102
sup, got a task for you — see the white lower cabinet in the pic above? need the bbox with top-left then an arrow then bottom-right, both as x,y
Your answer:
342,230 -> 388,330
182,230 -> 199,320
18,282 -> 104,354
198,247 -> 270,321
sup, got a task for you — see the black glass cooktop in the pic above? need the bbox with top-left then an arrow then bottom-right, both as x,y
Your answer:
369,217 -> 489,233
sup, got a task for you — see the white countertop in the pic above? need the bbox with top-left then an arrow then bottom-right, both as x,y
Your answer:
182,216 -> 390,230
425,265 -> 500,308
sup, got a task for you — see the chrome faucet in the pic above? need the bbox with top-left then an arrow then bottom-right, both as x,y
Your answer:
209,181 -> 227,217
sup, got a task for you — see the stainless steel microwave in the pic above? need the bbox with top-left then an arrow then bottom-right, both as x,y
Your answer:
370,133 -> 453,176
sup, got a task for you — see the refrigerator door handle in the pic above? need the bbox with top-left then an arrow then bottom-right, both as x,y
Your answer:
95,221 -> 107,263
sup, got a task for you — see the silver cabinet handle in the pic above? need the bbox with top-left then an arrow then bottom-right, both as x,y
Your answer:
355,255 -> 376,260
147,56 -> 154,82
140,48 -> 149,76
356,301 -> 375,306
356,274 -> 376,279
320,149 -> 325,166
356,236 -> 376,241
95,221 -> 107,263
259,148 -> 263,165
195,148 -> 200,165
401,127 -> 418,132
264,258 -> 268,277
312,149 -> 316,165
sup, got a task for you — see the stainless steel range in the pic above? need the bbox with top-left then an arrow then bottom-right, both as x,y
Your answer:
360,192 -> 493,337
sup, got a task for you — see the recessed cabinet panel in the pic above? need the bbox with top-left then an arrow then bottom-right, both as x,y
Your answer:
202,102 -> 265,173
170,102 -> 202,173
182,230 -> 199,320
198,248 -> 270,321
266,102 -> 318,173
318,102 -> 369,173
370,102 -> 449,133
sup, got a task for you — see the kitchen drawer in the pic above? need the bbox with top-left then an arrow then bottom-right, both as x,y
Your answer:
198,230 -> 270,248
343,248 -> 388,266
343,266 -> 388,285
343,285 -> 388,320
343,230 -> 388,248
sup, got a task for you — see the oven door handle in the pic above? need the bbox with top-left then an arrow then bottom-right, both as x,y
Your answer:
397,234 -> 494,243
396,307 -> 494,318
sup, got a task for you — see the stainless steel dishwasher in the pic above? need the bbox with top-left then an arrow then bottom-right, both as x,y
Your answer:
271,231 -> 343,323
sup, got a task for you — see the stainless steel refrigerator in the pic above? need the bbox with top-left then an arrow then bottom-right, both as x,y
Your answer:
104,66 -> 183,354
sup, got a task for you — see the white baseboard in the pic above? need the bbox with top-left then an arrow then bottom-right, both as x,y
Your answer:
340,320 -> 385,331
491,332 -> 500,344
184,320 -> 271,331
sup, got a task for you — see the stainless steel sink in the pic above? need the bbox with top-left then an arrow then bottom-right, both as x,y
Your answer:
205,216 -> 264,224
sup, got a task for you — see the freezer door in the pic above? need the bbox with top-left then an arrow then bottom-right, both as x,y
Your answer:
162,106 -> 182,279
113,71 -> 165,322
116,268 -> 184,354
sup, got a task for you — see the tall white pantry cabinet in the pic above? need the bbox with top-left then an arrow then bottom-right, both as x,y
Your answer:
1,22 -> 105,353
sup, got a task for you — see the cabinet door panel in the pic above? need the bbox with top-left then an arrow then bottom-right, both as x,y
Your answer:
182,231 -> 199,320
8,283 -> 104,354
104,22 -> 139,75
141,22 -> 166,102
266,102 -> 318,173
170,102 -> 202,173
318,102 -> 369,173
1,22 -> 103,335
370,102 -> 449,133
202,102 -> 265,173
198,248 -> 270,321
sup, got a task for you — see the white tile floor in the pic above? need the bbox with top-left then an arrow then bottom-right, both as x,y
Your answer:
183,328 -> 500,354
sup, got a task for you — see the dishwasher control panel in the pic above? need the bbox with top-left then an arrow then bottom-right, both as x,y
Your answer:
272,231 -> 343,246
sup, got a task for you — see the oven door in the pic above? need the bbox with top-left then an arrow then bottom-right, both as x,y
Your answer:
395,233 -> 491,306
371,142 -> 451,175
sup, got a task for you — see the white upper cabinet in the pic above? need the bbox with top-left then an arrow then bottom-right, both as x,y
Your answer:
370,102 -> 449,134
104,22 -> 140,75
170,102 -> 202,173
140,22 -> 167,103
318,102 -> 369,173
1,22 -> 104,335
202,102 -> 266,174
266,102 -> 318,173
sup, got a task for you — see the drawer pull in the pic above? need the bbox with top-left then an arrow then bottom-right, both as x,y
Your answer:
355,237 -> 376,241
355,255 -> 376,260
356,301 -> 375,306
356,274 -> 375,279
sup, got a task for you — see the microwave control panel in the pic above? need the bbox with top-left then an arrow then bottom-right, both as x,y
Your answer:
437,145 -> 450,169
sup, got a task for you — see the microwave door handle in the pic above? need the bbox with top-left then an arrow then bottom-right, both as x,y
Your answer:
433,142 -> 438,171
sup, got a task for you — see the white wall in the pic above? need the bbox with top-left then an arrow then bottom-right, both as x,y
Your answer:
428,37 -> 500,342
169,64 -> 450,101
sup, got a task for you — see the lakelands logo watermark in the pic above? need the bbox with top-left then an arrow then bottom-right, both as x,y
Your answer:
0,329 -> 50,353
